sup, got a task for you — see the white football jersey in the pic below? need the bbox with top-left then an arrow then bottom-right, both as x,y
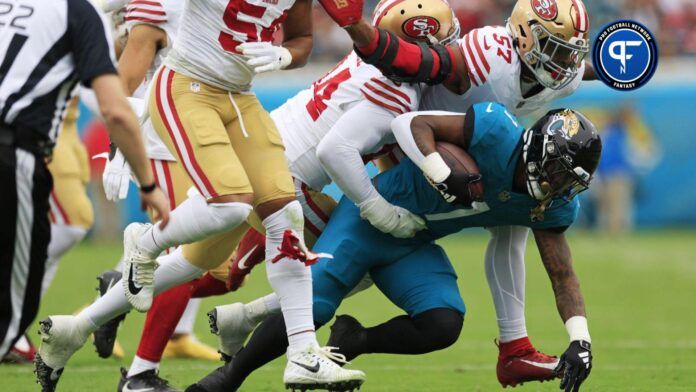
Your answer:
272,51 -> 422,190
165,0 -> 295,92
125,0 -> 183,161
420,25 -> 584,116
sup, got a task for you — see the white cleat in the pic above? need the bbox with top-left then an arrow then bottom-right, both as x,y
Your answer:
122,223 -> 157,312
34,316 -> 91,392
208,303 -> 258,360
284,344 -> 366,391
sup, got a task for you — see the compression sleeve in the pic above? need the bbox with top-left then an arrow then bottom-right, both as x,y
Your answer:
316,101 -> 398,205
355,27 -> 456,85
391,110 -> 463,173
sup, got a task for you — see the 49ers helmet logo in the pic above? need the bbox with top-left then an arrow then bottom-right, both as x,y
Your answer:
402,16 -> 440,39
531,0 -> 558,21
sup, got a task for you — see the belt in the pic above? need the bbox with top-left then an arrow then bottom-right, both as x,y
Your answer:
0,124 -> 55,158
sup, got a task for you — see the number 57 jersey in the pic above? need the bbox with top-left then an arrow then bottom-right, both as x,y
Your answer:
165,0 -> 295,92
420,25 -> 585,116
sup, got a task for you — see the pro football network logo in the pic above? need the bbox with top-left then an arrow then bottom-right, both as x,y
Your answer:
592,20 -> 658,91
402,16 -> 440,39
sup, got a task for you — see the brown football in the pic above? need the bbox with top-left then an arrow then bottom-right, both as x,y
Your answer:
436,142 -> 485,201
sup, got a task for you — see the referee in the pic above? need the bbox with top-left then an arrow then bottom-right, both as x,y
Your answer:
0,0 -> 170,358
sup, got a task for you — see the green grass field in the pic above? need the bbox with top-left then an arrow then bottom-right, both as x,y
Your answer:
2,230 -> 695,391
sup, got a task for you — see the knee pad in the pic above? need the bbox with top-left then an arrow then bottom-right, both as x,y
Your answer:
262,200 -> 304,236
208,201 -> 253,232
414,308 -> 464,351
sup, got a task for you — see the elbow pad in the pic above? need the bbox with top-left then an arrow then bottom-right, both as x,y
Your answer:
355,29 -> 452,86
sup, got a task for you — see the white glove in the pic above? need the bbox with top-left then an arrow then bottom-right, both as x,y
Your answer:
358,196 -> 426,238
236,42 -> 292,74
102,148 -> 132,202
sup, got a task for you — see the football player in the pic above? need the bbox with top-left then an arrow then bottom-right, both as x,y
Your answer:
2,98 -> 93,364
35,1 -> 365,391
192,104 -> 600,392
309,0 -> 597,385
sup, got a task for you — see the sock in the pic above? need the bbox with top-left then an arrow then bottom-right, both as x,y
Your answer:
498,336 -> 535,358
127,355 -> 160,377
136,282 -> 195,363
485,226 -> 530,342
41,224 -> 87,296
79,248 -> 204,327
262,201 -> 317,353
174,298 -> 200,335
191,273 -> 229,298
138,193 -> 252,257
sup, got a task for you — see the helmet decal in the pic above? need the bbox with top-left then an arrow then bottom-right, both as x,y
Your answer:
402,16 -> 441,39
531,0 -> 558,21
570,0 -> 589,34
547,110 -> 580,140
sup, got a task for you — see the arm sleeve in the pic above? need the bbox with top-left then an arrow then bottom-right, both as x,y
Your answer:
125,0 -> 168,32
67,0 -> 117,87
391,110 -> 464,171
316,100 -> 399,205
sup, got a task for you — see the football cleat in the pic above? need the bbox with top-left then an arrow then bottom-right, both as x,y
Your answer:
117,367 -> 179,392
227,228 -> 266,291
185,361 -> 236,392
2,334 -> 37,364
35,316 -> 91,392
208,303 -> 257,361
496,338 -> 560,388
284,344 -> 365,391
93,269 -> 129,358
162,334 -> 219,361
122,223 -> 157,312
326,315 -> 367,363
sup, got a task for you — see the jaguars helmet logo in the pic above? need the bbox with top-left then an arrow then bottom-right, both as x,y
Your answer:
547,110 -> 580,140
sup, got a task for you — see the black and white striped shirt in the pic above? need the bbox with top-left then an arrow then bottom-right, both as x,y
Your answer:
0,0 -> 117,143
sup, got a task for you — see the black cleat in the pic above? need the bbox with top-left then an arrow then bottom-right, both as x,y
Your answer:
93,270 -> 128,358
326,315 -> 367,363
34,352 -> 62,392
186,361 -> 238,392
118,367 -> 179,392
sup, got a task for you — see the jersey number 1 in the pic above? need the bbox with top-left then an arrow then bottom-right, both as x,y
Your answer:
218,0 -> 288,53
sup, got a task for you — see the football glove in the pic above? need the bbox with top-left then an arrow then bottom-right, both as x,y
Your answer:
358,196 -> 426,238
554,340 -> 592,392
317,0 -> 364,27
236,42 -> 292,74
102,146 -> 132,202
427,172 -> 483,207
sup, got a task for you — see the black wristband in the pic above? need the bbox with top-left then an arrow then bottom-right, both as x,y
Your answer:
140,182 -> 157,194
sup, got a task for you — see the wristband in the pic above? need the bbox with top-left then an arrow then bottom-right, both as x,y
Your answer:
565,315 -> 591,343
421,152 -> 451,183
140,182 -> 157,194
279,46 -> 292,70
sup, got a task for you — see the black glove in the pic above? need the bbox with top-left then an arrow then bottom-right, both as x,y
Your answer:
554,340 -> 592,392
441,172 -> 482,206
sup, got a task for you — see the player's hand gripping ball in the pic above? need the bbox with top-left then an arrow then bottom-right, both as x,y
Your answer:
433,142 -> 484,206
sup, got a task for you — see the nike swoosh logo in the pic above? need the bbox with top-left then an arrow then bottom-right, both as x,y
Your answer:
486,102 -> 494,113
122,381 -> 154,392
519,359 -> 559,370
236,245 -> 258,270
128,264 -> 142,295
291,360 -> 320,373
483,37 -> 491,50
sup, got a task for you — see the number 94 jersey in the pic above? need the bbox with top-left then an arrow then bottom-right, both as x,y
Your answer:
165,0 -> 294,92
420,25 -> 585,116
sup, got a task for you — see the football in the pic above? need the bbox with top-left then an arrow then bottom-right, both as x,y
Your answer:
436,141 -> 485,201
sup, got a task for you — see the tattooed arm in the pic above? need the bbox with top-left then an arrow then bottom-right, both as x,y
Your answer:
533,229 -> 585,321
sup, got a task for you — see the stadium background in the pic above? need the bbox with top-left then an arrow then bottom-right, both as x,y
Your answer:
4,0 -> 696,390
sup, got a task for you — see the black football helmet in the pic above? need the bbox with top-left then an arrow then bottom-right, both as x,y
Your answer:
522,108 -> 602,216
